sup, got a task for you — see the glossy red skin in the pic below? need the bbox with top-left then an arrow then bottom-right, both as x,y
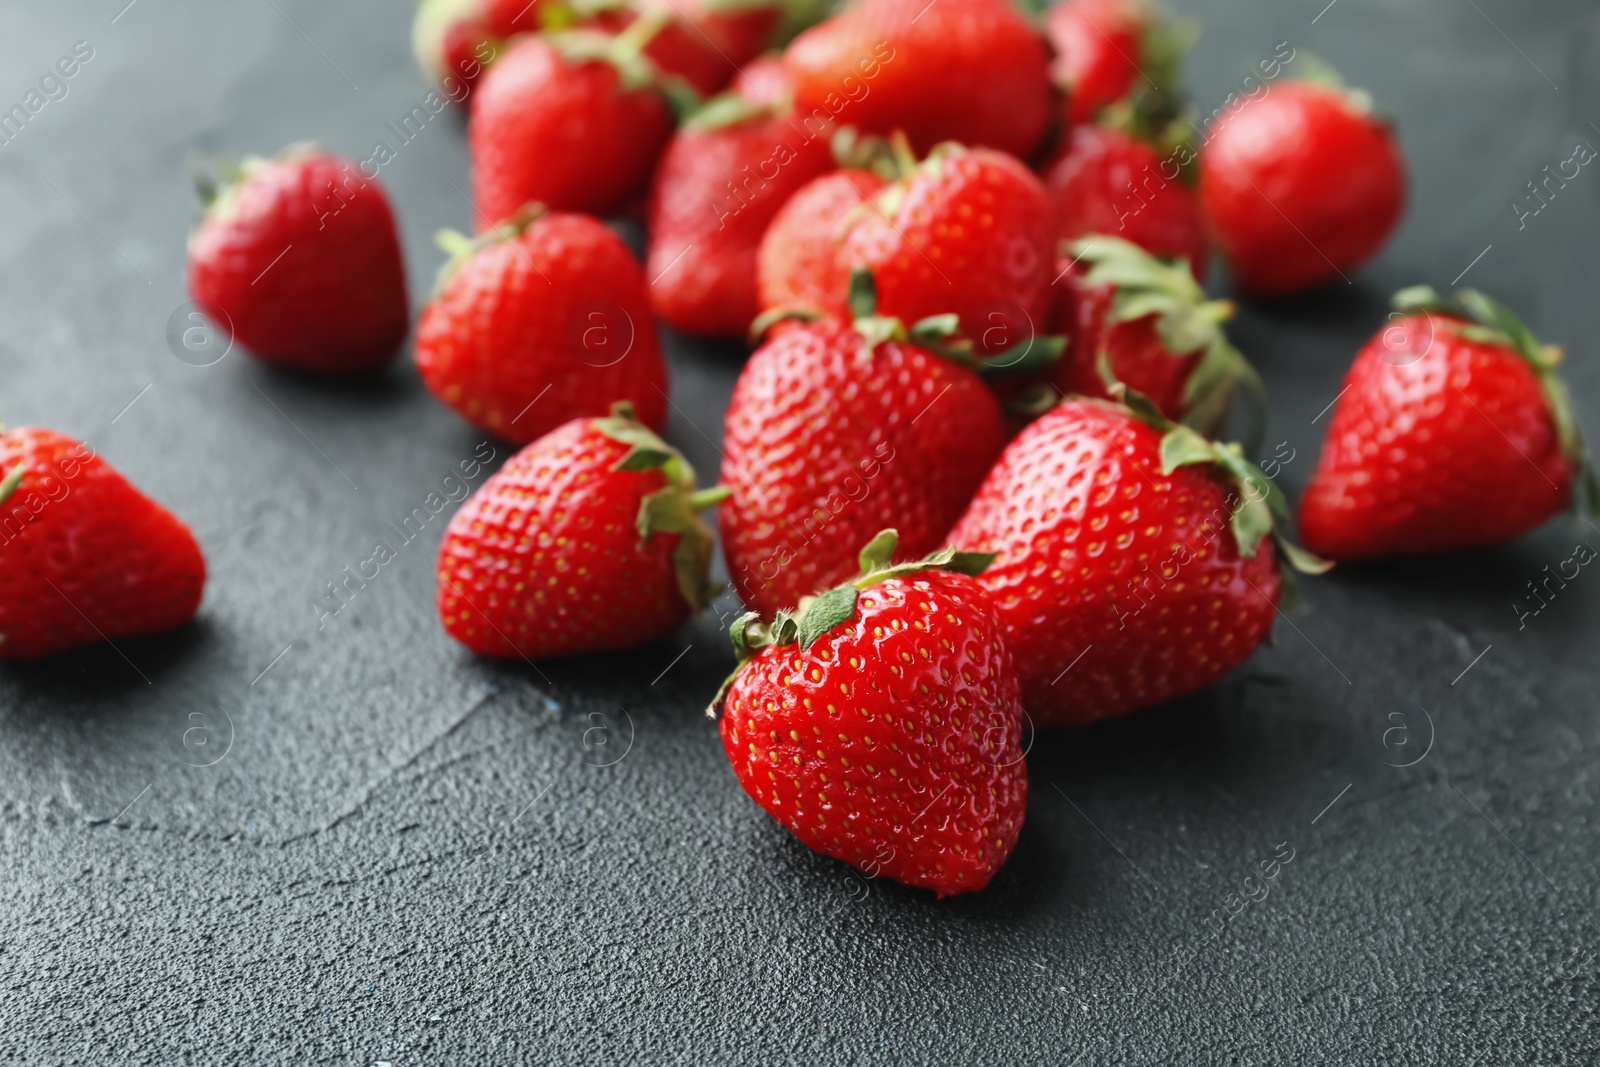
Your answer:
784,0 -> 1053,159
470,36 -> 674,225
434,0 -> 538,94
437,418 -> 689,658
1045,0 -> 1146,126
761,150 -> 1056,354
756,169 -> 887,315
731,53 -> 792,109
0,429 -> 205,659
581,2 -> 779,97
647,104 -> 837,337
720,319 -> 1006,618
187,151 -> 409,374
949,401 -> 1281,726
1199,81 -> 1406,294
1299,315 -> 1572,559
415,212 -> 669,446
1044,123 -> 1208,282
1051,264 -> 1196,418
720,570 -> 1028,896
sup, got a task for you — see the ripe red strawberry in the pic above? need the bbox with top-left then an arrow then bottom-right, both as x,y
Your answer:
756,167 -> 886,319
1053,236 -> 1261,439
711,532 -> 1027,896
1200,78 -> 1406,295
415,205 -> 669,446
1300,287 -> 1592,560
784,0 -> 1052,158
645,66 -> 836,337
949,392 -> 1326,726
470,32 -> 677,224
756,142 -> 1056,357
1044,122 -> 1208,283
596,0 -> 783,97
1045,0 -> 1190,131
438,405 -> 727,658
720,301 -> 1006,618
411,0 -> 538,99
187,145 -> 409,375
0,429 -> 205,659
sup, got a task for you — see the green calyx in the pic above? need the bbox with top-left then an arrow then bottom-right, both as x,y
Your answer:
845,267 -> 1067,376
545,24 -> 702,120
192,141 -> 322,224
1096,4 -> 1198,152
684,89 -> 776,132
593,401 -> 731,614
704,528 -> 995,717
1392,285 -> 1596,514
1070,234 -> 1267,455
430,201 -> 549,298
1291,52 -> 1375,115
1104,380 -> 1330,588
0,461 -> 25,509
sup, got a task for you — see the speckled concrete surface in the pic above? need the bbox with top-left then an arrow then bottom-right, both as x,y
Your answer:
0,0 -> 1597,1062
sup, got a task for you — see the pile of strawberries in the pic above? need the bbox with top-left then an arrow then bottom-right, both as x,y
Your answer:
1,0 -> 1591,897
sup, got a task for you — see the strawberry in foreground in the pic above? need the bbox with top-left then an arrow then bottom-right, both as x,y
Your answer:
415,205 -> 669,446
1044,122 -> 1208,283
187,145 -> 409,374
0,429 -> 205,659
783,0 -> 1052,158
470,30 -> 682,225
950,389 -> 1328,727
1200,76 -> 1406,295
437,404 -> 728,658
1300,287 -> 1593,560
711,530 -> 1027,897
757,140 -> 1057,359
646,59 -> 836,338
1054,236 -> 1263,445
720,280 -> 1007,617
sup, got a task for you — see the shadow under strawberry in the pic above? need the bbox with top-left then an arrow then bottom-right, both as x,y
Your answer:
0,617 -> 212,701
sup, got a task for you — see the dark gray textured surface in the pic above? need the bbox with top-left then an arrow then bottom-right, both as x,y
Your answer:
1,1 -> 1597,1062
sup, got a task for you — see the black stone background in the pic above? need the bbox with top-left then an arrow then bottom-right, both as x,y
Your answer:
1,0 -> 1597,1063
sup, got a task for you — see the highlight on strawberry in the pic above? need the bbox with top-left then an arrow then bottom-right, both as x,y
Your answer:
437,403 -> 729,659
1300,286 -> 1596,560
949,383 -> 1329,728
710,529 -> 1028,897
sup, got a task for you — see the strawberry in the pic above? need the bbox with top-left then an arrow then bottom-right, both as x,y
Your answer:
1199,77 -> 1406,295
0,429 -> 205,659
438,404 -> 727,658
618,0 -> 783,97
187,145 -> 409,375
469,31 -> 680,225
720,288 -> 1006,618
1044,0 -> 1191,133
645,63 -> 836,337
1044,122 -> 1208,283
756,167 -> 886,321
1053,236 -> 1262,442
710,531 -> 1027,897
1300,287 -> 1593,560
756,141 -> 1057,358
415,205 -> 669,446
949,390 -> 1327,726
783,0 -> 1053,159
410,0 -> 538,99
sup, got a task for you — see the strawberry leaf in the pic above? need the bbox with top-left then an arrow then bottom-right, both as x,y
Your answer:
798,584 -> 860,649
857,528 -> 900,574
